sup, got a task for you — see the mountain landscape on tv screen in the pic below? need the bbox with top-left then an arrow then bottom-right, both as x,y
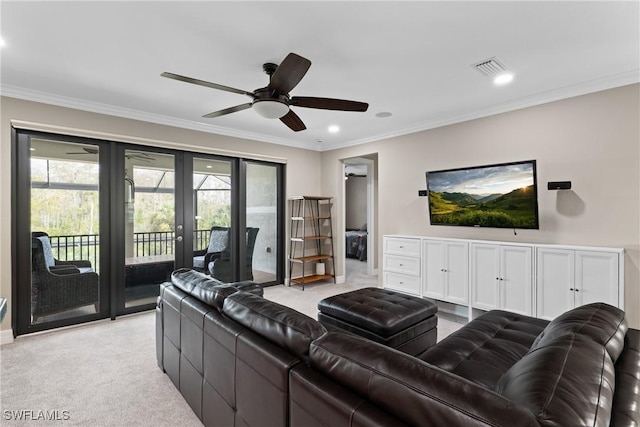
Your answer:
429,185 -> 537,228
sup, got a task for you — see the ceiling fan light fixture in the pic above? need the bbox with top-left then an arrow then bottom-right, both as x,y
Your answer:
253,99 -> 289,119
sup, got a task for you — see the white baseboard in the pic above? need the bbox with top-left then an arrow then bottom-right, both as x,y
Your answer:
1,329 -> 14,345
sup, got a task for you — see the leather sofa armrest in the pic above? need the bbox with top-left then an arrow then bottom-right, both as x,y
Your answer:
610,328 -> 640,425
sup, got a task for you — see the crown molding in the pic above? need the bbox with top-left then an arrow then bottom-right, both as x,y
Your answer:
2,68 -> 637,153
0,84 -> 323,151
319,69 -> 640,151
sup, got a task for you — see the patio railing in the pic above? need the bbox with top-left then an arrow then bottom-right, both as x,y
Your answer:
47,229 -> 213,266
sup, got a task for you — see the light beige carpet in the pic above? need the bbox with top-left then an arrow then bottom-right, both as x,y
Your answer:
0,274 -> 464,426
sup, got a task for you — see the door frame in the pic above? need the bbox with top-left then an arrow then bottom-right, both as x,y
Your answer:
342,156 -> 376,277
12,130 -> 112,335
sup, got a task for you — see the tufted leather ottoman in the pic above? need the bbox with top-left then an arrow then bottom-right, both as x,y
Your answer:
317,287 -> 437,356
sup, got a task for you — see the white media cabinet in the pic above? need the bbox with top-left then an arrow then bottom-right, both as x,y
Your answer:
383,235 -> 624,321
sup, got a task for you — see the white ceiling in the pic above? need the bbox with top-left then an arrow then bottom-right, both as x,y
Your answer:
1,1 -> 638,152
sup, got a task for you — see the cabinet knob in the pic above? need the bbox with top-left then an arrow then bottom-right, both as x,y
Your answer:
399,263 -> 403,266
496,277 -> 500,280
569,288 -> 574,291
575,289 -> 580,292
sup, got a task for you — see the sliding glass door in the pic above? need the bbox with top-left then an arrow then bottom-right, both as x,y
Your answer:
245,161 -> 282,284
191,157 -> 232,279
13,129 -> 285,336
15,135 -> 109,334
122,149 -> 176,310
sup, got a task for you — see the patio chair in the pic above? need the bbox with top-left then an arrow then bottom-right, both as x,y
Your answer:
208,227 -> 259,282
31,233 -> 99,321
193,226 -> 230,272
31,231 -> 94,273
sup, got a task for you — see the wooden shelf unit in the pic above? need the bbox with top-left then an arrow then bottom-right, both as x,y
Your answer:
288,196 -> 336,290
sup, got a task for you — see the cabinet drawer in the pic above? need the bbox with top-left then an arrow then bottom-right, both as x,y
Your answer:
383,272 -> 420,295
384,237 -> 421,257
383,254 -> 420,275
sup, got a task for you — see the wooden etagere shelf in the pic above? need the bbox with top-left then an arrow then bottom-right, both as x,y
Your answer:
288,196 -> 336,290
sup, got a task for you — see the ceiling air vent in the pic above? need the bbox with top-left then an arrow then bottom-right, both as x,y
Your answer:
473,57 -> 507,77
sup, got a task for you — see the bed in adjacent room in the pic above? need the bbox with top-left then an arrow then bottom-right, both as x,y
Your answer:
345,225 -> 367,261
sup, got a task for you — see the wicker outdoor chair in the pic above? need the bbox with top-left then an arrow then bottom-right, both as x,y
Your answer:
31,233 -> 99,321
193,226 -> 229,272
208,227 -> 259,282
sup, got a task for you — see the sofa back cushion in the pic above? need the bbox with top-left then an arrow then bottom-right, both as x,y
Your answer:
171,268 -> 237,311
310,332 -> 540,427
222,291 -> 327,361
496,333 -> 615,427
531,302 -> 627,362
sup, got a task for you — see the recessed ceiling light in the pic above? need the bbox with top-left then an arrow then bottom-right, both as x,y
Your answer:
494,72 -> 514,85
376,112 -> 392,118
328,125 -> 340,133
0,38 -> 5,48
206,165 -> 212,169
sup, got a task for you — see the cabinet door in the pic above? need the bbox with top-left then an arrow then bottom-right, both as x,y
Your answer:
536,248 -> 574,320
499,245 -> 533,316
423,240 -> 445,299
575,251 -> 619,308
444,241 -> 469,305
470,244 -> 499,311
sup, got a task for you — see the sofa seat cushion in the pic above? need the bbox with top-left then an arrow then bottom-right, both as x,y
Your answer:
310,332 -> 540,427
531,302 -> 627,362
496,333 -> 616,427
418,310 -> 548,389
223,292 -> 327,361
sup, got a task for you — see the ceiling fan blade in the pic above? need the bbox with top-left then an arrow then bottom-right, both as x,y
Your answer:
280,110 -> 306,132
291,96 -> 369,112
268,53 -> 311,94
161,72 -> 254,97
202,103 -> 252,119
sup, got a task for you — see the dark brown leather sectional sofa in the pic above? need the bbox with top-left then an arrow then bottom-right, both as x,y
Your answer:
156,269 -> 640,427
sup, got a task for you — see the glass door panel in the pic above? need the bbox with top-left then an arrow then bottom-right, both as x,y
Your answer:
246,162 -> 278,284
29,139 -> 101,325
192,158 -> 232,279
124,150 -> 175,308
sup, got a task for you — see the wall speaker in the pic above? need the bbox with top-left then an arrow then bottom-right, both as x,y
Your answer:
547,181 -> 571,190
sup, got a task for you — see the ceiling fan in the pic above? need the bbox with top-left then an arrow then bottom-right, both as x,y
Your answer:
161,52 -> 369,132
65,147 -> 155,162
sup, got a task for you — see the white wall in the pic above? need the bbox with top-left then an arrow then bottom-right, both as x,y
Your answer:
322,84 -> 640,328
345,176 -> 367,230
0,96 -> 322,334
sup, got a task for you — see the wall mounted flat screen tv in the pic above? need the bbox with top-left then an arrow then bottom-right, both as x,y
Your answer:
426,160 -> 539,229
